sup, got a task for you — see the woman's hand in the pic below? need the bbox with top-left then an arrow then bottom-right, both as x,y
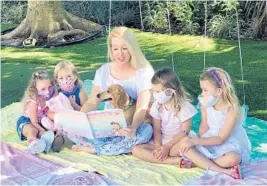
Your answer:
117,125 -> 137,137
179,138 -> 195,153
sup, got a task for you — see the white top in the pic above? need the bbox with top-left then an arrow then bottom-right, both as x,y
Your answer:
150,101 -> 198,144
93,63 -> 154,109
196,107 -> 251,165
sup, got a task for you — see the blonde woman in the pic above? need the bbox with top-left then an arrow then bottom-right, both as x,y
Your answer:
54,60 -> 88,111
132,67 -> 197,168
71,27 -> 154,155
177,67 -> 251,179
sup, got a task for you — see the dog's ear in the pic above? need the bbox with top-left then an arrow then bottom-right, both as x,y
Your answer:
116,91 -> 128,108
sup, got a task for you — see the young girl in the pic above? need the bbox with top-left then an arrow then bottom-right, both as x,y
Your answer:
132,67 -> 197,168
177,67 -> 251,179
16,70 -> 55,154
54,60 -> 88,111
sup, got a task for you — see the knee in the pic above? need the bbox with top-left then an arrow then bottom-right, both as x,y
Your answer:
228,154 -> 241,166
137,124 -> 153,141
132,145 -> 143,156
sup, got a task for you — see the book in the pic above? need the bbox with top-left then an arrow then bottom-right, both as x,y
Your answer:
87,109 -> 128,139
54,109 -> 127,139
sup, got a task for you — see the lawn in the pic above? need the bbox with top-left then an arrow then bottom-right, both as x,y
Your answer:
1,25 -> 267,120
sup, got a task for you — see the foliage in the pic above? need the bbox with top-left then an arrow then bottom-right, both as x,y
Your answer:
1,1 -> 27,24
0,0 -> 266,39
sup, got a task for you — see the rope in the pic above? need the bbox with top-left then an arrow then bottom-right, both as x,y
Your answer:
235,6 -> 246,105
107,0 -> 112,63
139,0 -> 144,31
203,0 -> 208,71
166,0 -> 175,71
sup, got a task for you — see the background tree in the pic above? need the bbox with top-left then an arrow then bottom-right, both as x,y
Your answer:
1,1 -> 103,47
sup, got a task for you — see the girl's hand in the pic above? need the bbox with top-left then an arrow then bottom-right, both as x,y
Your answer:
117,125 -> 137,137
179,139 -> 195,153
153,145 -> 169,161
69,96 -> 76,107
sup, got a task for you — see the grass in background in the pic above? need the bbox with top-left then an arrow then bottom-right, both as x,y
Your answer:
1,25 -> 267,120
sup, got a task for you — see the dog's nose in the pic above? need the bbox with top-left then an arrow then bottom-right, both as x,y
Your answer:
96,94 -> 100,98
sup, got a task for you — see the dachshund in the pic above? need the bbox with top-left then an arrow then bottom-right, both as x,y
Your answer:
96,84 -> 152,126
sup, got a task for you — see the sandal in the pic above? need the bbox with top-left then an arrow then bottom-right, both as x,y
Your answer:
229,165 -> 242,179
179,158 -> 192,168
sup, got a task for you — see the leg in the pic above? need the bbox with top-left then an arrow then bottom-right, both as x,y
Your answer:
132,144 -> 182,165
72,145 -> 96,154
22,124 -> 39,143
180,147 -> 241,178
213,152 -> 241,168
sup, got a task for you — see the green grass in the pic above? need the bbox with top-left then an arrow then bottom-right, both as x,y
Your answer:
1,25 -> 267,120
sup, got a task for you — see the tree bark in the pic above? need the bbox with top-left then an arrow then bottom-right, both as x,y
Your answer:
1,1 -> 103,47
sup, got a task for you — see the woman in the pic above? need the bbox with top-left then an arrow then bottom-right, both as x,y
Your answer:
71,27 -> 154,155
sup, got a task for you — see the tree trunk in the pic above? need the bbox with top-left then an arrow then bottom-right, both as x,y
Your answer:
1,1 -> 103,47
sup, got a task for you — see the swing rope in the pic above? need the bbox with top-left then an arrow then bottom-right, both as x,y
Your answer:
203,0 -> 208,71
166,0 -> 175,71
235,6 -> 246,105
107,0 -> 112,63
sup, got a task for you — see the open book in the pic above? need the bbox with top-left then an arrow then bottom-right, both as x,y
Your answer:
54,109 -> 127,139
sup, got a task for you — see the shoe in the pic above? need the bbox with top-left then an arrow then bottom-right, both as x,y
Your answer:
229,165 -> 242,179
24,139 -> 46,155
52,134 -> 64,152
179,158 -> 193,168
41,131 -> 55,153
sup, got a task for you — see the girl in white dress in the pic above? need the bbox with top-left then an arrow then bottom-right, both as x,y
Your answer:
178,67 -> 251,179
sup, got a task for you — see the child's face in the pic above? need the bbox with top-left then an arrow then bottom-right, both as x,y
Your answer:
200,80 -> 220,97
57,68 -> 76,82
36,79 -> 53,99
111,37 -> 131,64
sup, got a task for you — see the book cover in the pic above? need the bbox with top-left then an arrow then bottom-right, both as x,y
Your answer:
86,109 -> 127,138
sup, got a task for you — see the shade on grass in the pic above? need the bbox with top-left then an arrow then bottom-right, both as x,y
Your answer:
1,26 -> 267,120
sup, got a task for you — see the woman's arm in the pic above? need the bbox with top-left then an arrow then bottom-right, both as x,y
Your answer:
153,118 -> 162,148
132,89 -> 151,128
198,106 -> 209,136
119,89 -> 151,136
80,85 -> 101,113
192,107 -> 238,146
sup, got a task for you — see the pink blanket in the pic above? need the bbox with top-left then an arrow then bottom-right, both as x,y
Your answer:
0,142 -> 114,185
188,159 -> 267,185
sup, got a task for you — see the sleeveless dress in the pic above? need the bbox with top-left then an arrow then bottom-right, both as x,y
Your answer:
196,107 -> 251,165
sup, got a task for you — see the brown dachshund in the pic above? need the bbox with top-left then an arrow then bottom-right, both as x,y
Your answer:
97,84 -> 151,126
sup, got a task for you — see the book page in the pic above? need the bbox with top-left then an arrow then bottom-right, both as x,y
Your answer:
87,109 -> 127,138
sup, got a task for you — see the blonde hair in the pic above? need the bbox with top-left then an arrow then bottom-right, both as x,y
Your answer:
152,67 -> 191,116
200,67 -> 241,117
108,27 -> 153,70
54,60 -> 82,88
22,70 -> 55,102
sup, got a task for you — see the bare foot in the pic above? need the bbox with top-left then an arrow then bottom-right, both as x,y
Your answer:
71,145 -> 96,154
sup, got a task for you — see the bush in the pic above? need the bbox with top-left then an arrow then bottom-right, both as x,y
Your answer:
1,1 -> 27,25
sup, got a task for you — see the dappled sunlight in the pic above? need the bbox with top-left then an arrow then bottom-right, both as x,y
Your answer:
235,80 -> 251,84
254,143 -> 267,154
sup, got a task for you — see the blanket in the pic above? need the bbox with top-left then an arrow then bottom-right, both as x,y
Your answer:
1,102 -> 204,185
0,142 -> 111,185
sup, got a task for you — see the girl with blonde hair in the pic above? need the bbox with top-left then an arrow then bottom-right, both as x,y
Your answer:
17,70 -> 55,154
54,60 -> 88,110
70,27 -> 154,155
176,67 -> 251,179
132,67 -> 197,168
